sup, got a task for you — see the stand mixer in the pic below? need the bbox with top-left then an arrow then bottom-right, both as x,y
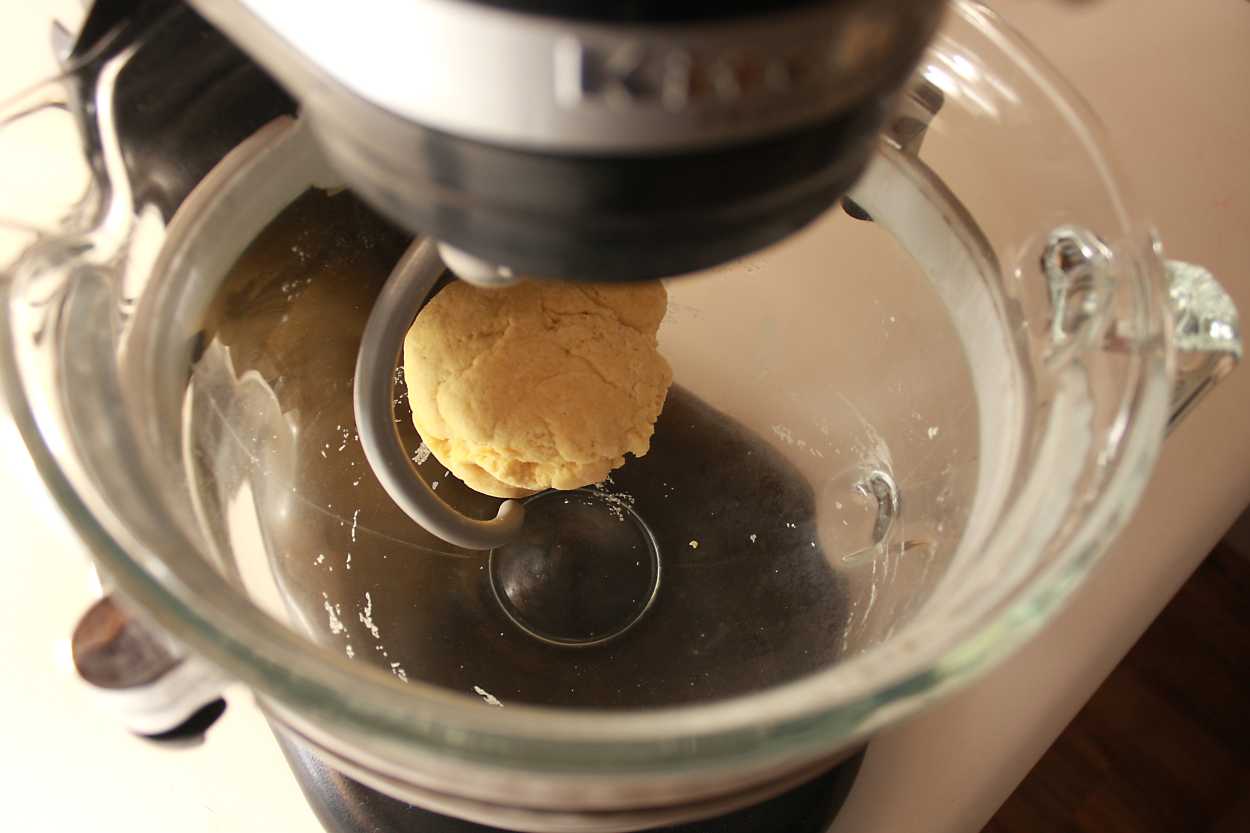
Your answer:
1,1 -> 1241,832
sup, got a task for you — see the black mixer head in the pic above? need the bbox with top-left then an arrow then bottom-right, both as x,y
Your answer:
182,0 -> 948,281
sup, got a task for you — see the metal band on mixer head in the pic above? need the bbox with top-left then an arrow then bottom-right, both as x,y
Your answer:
188,0 -> 946,154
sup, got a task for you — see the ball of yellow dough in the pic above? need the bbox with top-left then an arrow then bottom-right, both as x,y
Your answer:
403,279 -> 672,498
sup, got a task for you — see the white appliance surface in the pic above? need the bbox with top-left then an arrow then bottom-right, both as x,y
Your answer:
1,2 -> 1247,831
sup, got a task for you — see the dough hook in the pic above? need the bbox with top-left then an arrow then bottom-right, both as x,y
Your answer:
353,238 -> 525,550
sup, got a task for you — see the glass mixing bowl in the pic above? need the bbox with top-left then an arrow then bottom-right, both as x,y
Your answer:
0,2 -> 1240,831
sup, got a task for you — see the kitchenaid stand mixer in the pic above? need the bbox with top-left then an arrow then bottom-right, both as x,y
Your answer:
1,1 -> 1242,832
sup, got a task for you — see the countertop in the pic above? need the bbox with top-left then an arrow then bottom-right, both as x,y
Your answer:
1,2 -> 1248,832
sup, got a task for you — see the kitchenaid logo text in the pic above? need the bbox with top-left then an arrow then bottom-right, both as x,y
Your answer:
554,29 -> 887,112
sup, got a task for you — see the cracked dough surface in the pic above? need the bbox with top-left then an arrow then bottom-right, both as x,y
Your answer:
403,279 -> 672,498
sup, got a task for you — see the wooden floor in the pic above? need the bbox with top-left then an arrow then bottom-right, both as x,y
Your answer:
983,543 -> 1250,833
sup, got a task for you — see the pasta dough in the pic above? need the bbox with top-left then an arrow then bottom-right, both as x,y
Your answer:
403,279 -> 671,498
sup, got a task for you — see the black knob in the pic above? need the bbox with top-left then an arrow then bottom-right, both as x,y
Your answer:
72,595 -> 227,742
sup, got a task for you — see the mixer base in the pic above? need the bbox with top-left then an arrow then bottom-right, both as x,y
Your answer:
274,731 -> 865,833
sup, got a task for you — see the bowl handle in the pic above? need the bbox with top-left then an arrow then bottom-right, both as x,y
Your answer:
1165,260 -> 1242,430
354,238 -> 525,550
